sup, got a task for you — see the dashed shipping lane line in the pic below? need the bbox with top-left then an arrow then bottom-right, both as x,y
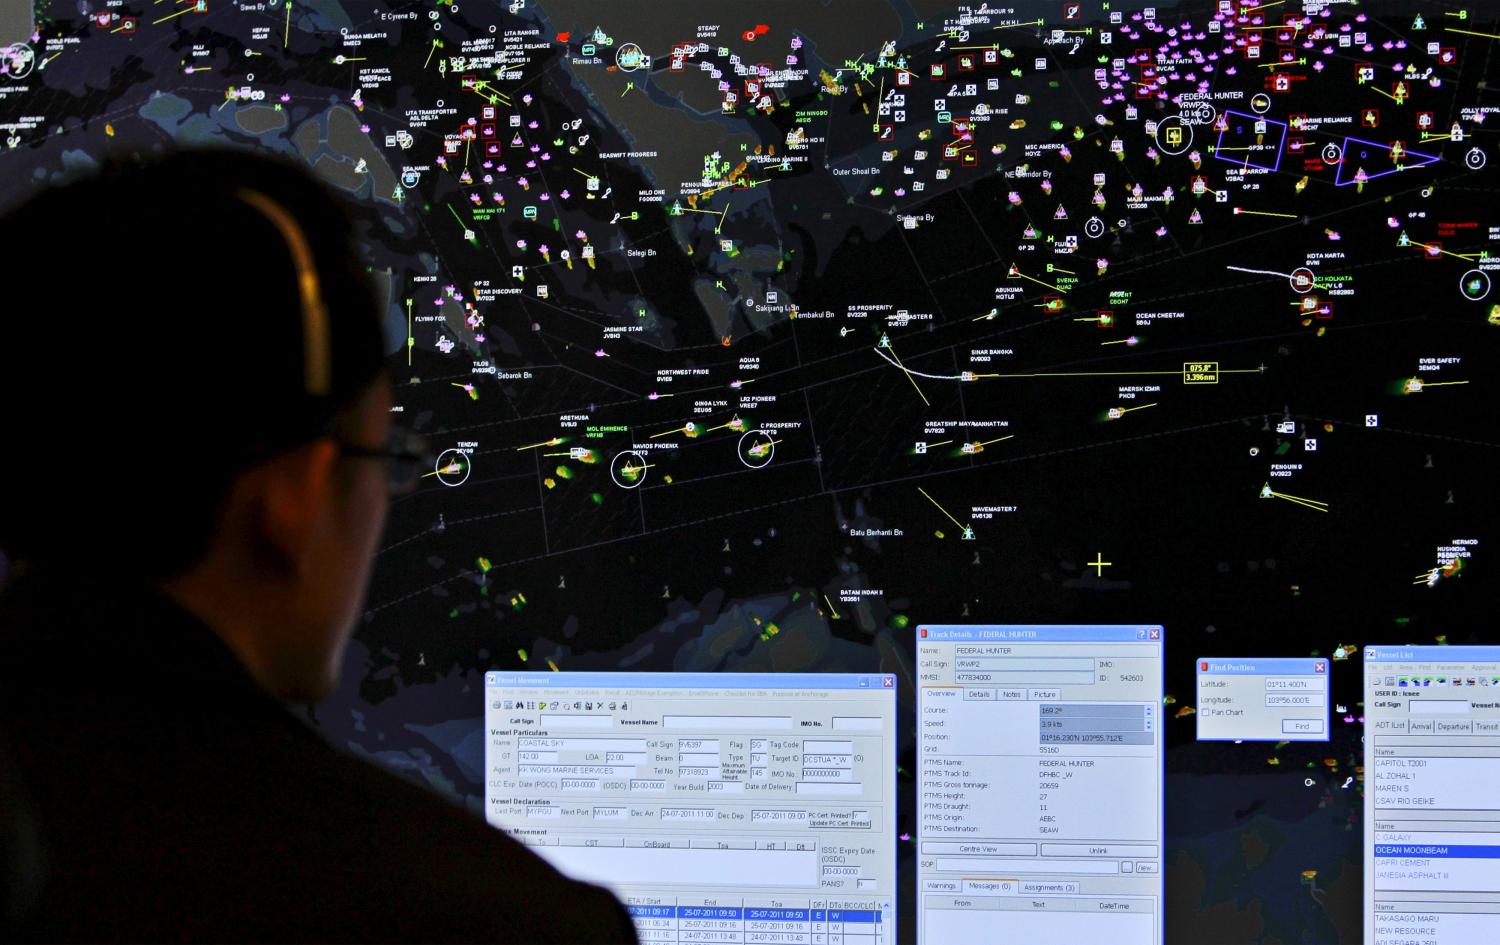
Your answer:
375,505 -> 542,557
378,401 -> 1498,570
363,415 -> 1264,616
1300,416 -> 1500,451
824,415 -> 1266,498
363,490 -> 830,616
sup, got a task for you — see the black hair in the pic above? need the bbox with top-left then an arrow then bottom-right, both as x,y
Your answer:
0,149 -> 387,577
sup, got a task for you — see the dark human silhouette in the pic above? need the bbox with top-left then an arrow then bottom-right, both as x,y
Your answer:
0,151 -> 637,944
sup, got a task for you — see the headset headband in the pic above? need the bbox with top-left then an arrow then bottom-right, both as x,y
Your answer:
234,187 -> 332,397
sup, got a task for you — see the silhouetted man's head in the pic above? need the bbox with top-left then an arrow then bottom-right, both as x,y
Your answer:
0,150 -> 418,700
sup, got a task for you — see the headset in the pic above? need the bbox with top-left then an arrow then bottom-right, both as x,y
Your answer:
234,187 -> 332,397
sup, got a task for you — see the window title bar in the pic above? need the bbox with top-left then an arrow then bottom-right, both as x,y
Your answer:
1365,647 -> 1500,662
918,625 -> 1163,643
486,672 -> 897,690
1197,658 -> 1327,675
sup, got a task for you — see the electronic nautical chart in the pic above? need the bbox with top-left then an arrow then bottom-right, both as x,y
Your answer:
2,0 -> 1497,940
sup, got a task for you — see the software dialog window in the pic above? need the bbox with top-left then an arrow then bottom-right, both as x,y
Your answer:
484,672 -> 897,943
916,625 -> 1164,945
1366,646 -> 1500,944
1195,657 -> 1330,742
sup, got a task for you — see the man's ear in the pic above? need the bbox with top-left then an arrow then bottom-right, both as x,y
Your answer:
252,438 -> 341,577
